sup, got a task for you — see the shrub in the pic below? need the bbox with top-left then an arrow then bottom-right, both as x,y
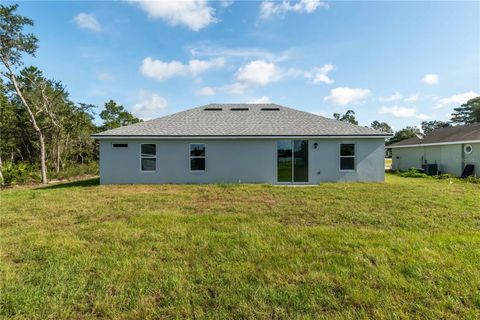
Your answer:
1,162 -> 33,185
434,173 -> 457,180
399,168 -> 430,178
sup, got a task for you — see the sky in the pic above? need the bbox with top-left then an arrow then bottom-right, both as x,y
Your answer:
10,0 -> 480,130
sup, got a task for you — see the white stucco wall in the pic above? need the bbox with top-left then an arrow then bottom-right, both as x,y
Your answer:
98,138 -> 386,184
391,142 -> 480,177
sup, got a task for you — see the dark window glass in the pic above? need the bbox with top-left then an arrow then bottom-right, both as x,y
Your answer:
293,140 -> 308,182
141,158 -> 156,171
277,140 -> 293,182
113,143 -> 128,148
190,158 -> 205,171
190,144 -> 205,157
141,144 -> 156,156
340,157 -> 355,170
340,144 -> 355,156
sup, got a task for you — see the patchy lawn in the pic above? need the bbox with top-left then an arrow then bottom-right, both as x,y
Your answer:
1,175 -> 479,319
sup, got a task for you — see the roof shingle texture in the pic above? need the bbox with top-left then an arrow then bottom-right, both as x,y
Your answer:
93,104 -> 388,137
389,123 -> 480,147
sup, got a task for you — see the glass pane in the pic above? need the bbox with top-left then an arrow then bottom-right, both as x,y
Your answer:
141,158 -> 156,171
190,144 -> 205,156
141,144 -> 156,156
294,140 -> 308,182
340,144 -> 355,156
190,158 -> 205,171
113,143 -> 128,148
277,140 -> 292,182
340,157 -> 355,170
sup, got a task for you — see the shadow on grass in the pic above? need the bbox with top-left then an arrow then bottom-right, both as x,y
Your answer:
37,177 -> 100,190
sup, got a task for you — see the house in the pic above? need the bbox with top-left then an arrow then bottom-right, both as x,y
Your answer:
92,104 -> 391,184
389,123 -> 480,177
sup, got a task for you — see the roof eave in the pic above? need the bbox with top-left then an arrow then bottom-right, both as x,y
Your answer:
388,140 -> 480,148
92,134 -> 392,139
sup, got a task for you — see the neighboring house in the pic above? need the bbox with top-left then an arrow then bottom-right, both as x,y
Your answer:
92,104 -> 390,184
389,123 -> 480,177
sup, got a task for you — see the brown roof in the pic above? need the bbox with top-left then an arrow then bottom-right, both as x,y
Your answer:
389,123 -> 480,147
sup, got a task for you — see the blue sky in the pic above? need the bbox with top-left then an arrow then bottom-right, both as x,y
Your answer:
12,0 -> 480,129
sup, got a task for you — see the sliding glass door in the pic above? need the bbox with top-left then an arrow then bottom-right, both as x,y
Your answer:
277,140 -> 309,183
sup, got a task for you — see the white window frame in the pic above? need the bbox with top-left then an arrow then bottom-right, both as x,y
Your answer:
339,143 -> 356,172
189,143 -> 206,172
140,143 -> 156,172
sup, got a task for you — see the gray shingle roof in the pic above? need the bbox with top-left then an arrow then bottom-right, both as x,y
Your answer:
389,123 -> 480,147
93,103 -> 389,137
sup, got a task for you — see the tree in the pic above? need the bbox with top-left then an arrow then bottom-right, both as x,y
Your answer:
0,4 -> 48,183
371,120 -> 393,133
99,100 -> 142,131
420,120 -> 451,133
450,96 -> 480,124
333,110 -> 358,125
387,126 -> 421,145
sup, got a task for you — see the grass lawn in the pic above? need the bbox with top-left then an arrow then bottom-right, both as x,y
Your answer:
1,175 -> 479,319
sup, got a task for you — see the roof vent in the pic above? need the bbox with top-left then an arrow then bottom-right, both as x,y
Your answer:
261,107 -> 280,111
230,107 -> 249,111
204,107 -> 223,111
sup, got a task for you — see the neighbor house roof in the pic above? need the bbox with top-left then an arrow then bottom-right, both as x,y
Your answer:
92,103 -> 390,138
389,123 -> 480,148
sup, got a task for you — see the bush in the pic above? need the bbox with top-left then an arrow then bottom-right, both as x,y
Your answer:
399,168 -> 430,178
1,161 -> 33,185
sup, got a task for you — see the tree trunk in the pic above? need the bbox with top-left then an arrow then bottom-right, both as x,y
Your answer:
1,58 -> 48,184
56,135 -> 60,174
0,154 -> 4,184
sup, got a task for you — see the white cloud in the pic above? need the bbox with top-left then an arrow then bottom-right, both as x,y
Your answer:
260,0 -> 329,19
379,92 -> 402,102
324,87 -> 371,105
74,13 -> 102,32
235,60 -> 280,85
404,95 -> 419,103
422,73 -> 439,85
379,105 -> 431,120
140,57 -> 225,81
224,82 -> 248,95
132,90 -> 168,120
197,86 -> 216,96
219,0 -> 234,8
435,91 -> 479,108
304,64 -> 334,84
248,96 -> 271,103
129,0 -> 216,31
97,72 -> 114,81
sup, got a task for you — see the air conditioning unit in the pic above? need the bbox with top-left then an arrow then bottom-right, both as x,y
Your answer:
421,164 -> 438,176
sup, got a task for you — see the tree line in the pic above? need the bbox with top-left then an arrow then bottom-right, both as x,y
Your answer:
0,5 -> 140,184
333,96 -> 480,145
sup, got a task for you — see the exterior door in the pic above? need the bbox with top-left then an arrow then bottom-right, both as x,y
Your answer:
277,140 -> 309,183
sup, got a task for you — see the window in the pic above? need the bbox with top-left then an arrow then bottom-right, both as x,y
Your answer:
113,143 -> 128,148
190,144 -> 205,171
340,144 -> 355,171
140,144 -> 156,172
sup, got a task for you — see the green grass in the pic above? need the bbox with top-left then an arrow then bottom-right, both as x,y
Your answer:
1,175 -> 479,319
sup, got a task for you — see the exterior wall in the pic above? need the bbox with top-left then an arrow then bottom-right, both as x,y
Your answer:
391,142 -> 480,177
99,138 -> 386,184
